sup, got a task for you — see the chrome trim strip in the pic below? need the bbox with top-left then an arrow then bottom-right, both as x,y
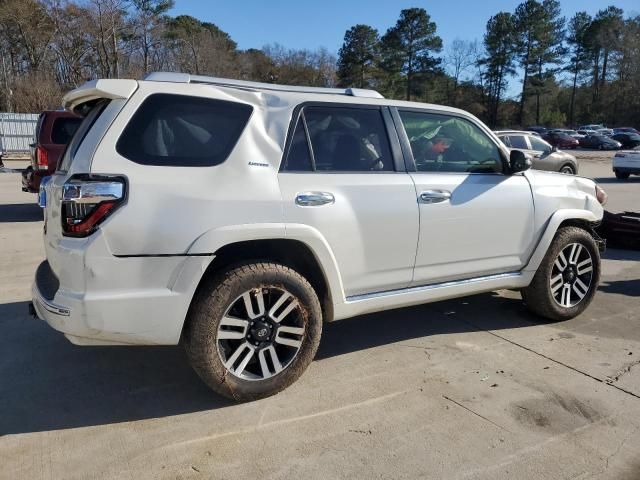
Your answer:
346,272 -> 522,303
33,285 -> 70,316
63,181 -> 124,204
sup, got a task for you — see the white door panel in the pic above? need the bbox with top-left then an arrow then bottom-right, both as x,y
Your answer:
279,173 -> 418,297
411,173 -> 535,286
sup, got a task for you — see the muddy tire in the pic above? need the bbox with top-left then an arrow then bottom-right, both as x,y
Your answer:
522,227 -> 600,322
184,262 -> 322,401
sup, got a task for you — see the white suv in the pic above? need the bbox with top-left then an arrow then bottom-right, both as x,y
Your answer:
33,72 -> 607,400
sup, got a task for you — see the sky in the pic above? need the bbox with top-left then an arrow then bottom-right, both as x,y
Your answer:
169,1 -> 640,98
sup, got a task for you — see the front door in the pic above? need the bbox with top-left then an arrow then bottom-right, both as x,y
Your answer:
278,104 -> 419,297
395,109 -> 536,286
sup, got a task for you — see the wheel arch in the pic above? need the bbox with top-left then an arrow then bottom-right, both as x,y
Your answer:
183,229 -> 345,339
523,209 -> 601,273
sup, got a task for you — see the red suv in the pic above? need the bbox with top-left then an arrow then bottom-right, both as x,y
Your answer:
21,110 -> 81,193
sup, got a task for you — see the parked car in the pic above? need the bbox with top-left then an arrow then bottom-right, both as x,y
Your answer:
32,73 -> 606,401
611,133 -> 640,149
613,147 -> 640,179
21,110 -> 81,193
543,131 -> 580,149
613,127 -> 639,135
495,131 -> 579,174
551,129 -> 584,139
597,128 -> 614,137
526,125 -> 548,135
580,134 -> 622,150
577,129 -> 598,137
579,124 -> 605,131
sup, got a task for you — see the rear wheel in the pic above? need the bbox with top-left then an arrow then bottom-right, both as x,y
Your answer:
615,171 -> 630,180
184,262 -> 322,401
522,227 -> 600,321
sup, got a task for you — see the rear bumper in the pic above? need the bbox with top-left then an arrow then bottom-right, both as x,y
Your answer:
32,234 -> 213,345
613,166 -> 640,174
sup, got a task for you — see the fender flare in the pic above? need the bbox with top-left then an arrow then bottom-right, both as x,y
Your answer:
186,223 -> 346,305
523,209 -> 600,273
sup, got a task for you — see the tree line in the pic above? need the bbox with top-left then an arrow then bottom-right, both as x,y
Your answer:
1,1 -> 638,129
336,3 -> 639,128
0,0 -> 337,112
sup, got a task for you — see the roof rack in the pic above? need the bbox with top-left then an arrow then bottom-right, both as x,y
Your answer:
142,72 -> 384,99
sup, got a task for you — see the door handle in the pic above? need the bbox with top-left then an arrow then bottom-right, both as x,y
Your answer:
419,190 -> 451,204
295,191 -> 335,207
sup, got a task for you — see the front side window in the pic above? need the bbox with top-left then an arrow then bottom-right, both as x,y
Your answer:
399,110 -> 503,174
283,105 -> 394,172
117,94 -> 253,167
528,136 -> 552,153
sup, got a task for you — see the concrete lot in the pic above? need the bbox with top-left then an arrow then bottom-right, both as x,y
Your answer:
0,157 -> 639,480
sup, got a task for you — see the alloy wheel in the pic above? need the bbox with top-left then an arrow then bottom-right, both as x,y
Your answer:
549,242 -> 594,308
216,287 -> 305,381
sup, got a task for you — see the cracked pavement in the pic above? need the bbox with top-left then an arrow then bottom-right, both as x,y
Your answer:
1,158 -> 639,479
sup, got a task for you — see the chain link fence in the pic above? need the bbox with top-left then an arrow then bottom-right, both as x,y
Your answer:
0,113 -> 39,154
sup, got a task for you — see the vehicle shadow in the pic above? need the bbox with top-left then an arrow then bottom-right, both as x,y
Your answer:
591,177 -> 640,184
0,292 -> 540,435
0,301 -> 233,436
0,203 -> 43,222
598,279 -> 640,297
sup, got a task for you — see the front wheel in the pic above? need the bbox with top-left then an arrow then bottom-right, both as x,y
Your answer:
615,171 -> 630,180
522,227 -> 600,321
184,262 -> 322,401
560,164 -> 575,175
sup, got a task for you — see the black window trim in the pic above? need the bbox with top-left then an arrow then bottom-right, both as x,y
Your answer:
390,106 -> 511,176
279,101 -> 406,174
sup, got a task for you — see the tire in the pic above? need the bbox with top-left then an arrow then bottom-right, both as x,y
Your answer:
559,164 -> 575,175
615,171 -> 630,180
522,227 -> 600,322
184,262 -> 322,401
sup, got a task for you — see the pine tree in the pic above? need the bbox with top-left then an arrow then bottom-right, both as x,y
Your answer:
380,8 -> 442,100
337,25 -> 379,89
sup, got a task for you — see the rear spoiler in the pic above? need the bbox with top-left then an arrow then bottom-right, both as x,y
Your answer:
62,79 -> 138,114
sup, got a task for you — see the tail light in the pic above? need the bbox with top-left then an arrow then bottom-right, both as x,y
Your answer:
61,176 -> 126,237
36,146 -> 49,170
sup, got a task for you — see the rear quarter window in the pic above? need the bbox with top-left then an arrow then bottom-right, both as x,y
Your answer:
116,93 -> 253,167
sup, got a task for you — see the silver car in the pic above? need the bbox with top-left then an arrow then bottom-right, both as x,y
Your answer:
495,130 -> 579,174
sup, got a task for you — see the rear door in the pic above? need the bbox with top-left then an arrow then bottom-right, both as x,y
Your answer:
394,108 -> 535,286
278,104 -> 418,297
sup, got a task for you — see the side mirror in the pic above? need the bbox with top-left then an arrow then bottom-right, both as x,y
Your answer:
510,150 -> 532,173
551,145 -> 558,152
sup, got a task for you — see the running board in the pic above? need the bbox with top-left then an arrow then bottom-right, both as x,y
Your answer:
333,272 -> 532,321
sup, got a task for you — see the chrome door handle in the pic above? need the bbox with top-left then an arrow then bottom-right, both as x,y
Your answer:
419,190 -> 451,204
295,192 -> 335,207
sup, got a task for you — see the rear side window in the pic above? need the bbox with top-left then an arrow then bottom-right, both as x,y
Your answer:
507,135 -> 529,150
116,94 -> 253,167
51,117 -> 82,144
283,105 -> 394,172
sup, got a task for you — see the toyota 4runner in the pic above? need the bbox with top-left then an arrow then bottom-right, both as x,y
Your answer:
32,72 -> 607,400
